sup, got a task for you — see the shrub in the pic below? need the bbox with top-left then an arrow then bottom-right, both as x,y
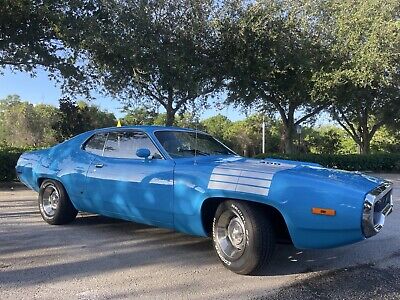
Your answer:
254,153 -> 400,172
0,147 -> 29,182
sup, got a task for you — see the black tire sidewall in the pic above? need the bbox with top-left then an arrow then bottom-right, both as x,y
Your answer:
212,200 -> 274,275
38,180 -> 77,225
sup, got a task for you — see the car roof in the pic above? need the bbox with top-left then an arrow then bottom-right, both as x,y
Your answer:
92,125 -> 207,135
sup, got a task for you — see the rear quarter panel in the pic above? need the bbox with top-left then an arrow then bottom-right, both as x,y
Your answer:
16,149 -> 50,191
16,132 -> 94,201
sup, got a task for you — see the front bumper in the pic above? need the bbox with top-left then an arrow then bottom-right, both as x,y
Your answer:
362,181 -> 393,238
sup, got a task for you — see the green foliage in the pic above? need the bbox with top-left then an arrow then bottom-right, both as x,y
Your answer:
371,126 -> 400,153
200,114 -> 232,143
218,0 -> 330,153
313,0 -> 400,153
0,95 -> 59,147
304,126 -> 353,154
0,95 -> 116,147
121,107 -> 198,128
254,153 -> 400,172
201,113 -> 281,156
121,107 -> 158,126
0,147 -> 28,182
0,0 -> 93,94
54,98 -> 116,140
79,0 -> 218,125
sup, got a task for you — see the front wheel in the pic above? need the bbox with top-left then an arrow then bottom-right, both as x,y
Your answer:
212,200 -> 276,275
38,180 -> 78,225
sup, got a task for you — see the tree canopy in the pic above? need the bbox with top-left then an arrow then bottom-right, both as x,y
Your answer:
1,0 -> 399,154
77,0 -> 218,126
218,0 -> 331,153
0,95 -> 116,147
0,0 -> 95,94
313,0 -> 400,153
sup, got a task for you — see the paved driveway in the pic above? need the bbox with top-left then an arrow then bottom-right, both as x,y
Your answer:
0,174 -> 399,299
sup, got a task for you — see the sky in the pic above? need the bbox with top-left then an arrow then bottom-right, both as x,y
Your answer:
0,68 -> 332,126
0,68 -> 247,121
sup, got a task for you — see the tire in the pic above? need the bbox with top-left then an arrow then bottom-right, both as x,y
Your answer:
212,200 -> 276,275
38,179 -> 78,225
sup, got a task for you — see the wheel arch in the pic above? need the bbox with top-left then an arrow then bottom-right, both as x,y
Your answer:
200,197 -> 292,244
37,177 -> 47,188
37,177 -> 69,199
37,176 -> 62,189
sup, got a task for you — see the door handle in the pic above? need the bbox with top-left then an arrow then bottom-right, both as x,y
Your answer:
95,164 -> 104,168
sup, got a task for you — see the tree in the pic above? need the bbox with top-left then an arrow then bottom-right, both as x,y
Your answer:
77,101 -> 117,131
304,126 -> 343,154
121,106 -> 198,128
370,126 -> 400,153
121,107 -> 159,126
218,0 -> 330,153
54,98 -> 85,140
80,0 -> 218,126
201,114 -> 232,142
54,98 -> 116,141
0,0 -> 94,94
31,103 -> 60,146
0,95 -> 59,147
313,0 -> 400,154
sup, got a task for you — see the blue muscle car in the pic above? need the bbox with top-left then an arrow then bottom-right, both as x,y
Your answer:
16,126 -> 394,274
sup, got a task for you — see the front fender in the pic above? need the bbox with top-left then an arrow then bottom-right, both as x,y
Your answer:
172,170 -> 291,238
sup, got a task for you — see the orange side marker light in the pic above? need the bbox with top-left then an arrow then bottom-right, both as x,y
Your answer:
312,207 -> 336,216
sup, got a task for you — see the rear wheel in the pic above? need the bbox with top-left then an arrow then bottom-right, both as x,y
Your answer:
38,180 -> 78,225
212,200 -> 276,275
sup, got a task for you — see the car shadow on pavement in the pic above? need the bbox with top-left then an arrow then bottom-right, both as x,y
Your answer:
1,211 -> 350,281
1,195 -> 396,287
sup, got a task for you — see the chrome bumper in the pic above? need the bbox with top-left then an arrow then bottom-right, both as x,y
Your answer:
362,181 -> 393,238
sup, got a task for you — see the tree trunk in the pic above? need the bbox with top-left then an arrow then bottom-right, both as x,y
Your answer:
165,91 -> 175,126
273,102 -> 297,154
165,109 -> 175,126
282,123 -> 296,154
359,136 -> 371,154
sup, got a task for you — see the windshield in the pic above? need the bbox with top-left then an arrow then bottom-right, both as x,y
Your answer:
154,130 -> 235,158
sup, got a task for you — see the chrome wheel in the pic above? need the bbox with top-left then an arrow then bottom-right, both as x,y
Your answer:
215,210 -> 247,260
41,184 -> 59,217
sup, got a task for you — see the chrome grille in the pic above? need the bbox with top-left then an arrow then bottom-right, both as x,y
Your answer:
374,192 -> 392,213
362,181 -> 393,238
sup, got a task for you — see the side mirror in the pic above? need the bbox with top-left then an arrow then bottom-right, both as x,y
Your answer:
136,148 -> 151,159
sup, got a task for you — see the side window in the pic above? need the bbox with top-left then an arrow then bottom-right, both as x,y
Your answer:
103,131 -> 162,159
84,133 -> 107,156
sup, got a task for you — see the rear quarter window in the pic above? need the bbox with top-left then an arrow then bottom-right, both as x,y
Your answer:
84,133 -> 107,156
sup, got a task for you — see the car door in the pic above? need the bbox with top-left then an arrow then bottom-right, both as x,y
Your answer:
84,130 -> 174,227
65,132 -> 108,211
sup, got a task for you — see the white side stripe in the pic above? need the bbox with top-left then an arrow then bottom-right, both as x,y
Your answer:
213,168 -> 242,176
237,177 -> 271,188
208,181 -> 237,190
207,160 -> 295,196
241,171 -> 273,180
210,174 -> 239,183
236,184 -> 269,196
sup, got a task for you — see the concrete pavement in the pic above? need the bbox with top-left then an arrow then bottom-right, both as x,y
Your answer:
0,174 -> 399,299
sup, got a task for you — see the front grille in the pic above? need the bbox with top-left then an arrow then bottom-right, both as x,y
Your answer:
362,181 -> 393,238
374,192 -> 392,213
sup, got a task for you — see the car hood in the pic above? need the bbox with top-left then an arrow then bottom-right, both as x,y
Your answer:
195,156 -> 383,195
285,164 -> 384,192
